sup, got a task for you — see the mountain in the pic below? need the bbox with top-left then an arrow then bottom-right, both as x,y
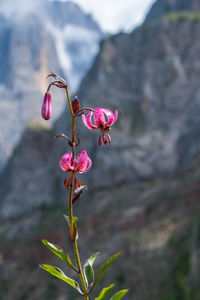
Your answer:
0,0 -> 102,172
1,0 -> 200,300
70,18 -> 200,189
46,1 -> 102,89
146,0 -> 200,21
47,1 -> 101,31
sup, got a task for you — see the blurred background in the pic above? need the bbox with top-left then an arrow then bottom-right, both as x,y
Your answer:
0,0 -> 200,299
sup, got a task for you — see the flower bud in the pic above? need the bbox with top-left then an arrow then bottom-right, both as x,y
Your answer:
41,92 -> 52,120
72,96 -> 80,114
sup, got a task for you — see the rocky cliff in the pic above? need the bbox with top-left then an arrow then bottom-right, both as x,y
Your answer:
70,15 -> 200,189
1,0 -> 200,300
0,11 -> 61,171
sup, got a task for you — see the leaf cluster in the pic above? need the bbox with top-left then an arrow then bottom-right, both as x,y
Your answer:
40,237 -> 128,299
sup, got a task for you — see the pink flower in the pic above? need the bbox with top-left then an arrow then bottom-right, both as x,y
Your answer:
41,92 -> 52,120
82,108 -> 118,146
60,150 -> 92,174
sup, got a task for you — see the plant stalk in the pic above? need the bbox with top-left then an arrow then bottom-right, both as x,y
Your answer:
69,174 -> 74,223
74,241 -> 89,300
66,87 -> 76,154
66,87 -> 89,299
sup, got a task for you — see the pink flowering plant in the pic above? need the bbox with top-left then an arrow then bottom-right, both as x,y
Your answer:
39,73 -> 129,299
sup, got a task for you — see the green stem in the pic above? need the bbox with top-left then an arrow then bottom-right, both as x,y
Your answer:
66,87 -> 89,299
65,86 -> 75,224
69,174 -> 73,223
65,87 -> 76,152
74,241 -> 89,300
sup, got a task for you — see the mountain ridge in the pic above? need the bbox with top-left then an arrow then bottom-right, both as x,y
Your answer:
146,0 -> 200,21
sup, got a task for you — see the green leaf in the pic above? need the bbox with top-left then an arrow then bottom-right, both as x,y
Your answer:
63,215 -> 70,227
87,252 -> 100,266
83,252 -> 99,288
109,290 -> 129,300
41,239 -> 78,272
40,264 -> 83,294
95,284 -> 115,300
63,215 -> 78,242
90,252 -> 120,293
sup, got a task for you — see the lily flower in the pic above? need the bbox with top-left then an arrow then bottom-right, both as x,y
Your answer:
60,150 -> 92,174
60,151 -> 92,189
82,108 -> 118,146
41,92 -> 52,120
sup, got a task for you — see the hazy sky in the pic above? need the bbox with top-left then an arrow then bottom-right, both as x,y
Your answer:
57,0 -> 156,33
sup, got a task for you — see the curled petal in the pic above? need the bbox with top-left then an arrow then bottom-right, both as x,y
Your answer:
75,151 -> 92,173
75,151 -> 88,172
102,108 -> 114,126
94,108 -> 106,128
113,110 -> 118,123
82,111 -> 96,130
84,156 -> 92,173
103,108 -> 118,126
60,152 -> 73,172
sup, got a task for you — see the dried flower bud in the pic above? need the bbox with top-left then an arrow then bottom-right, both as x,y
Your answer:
41,92 -> 52,120
72,96 -> 80,114
72,185 -> 88,204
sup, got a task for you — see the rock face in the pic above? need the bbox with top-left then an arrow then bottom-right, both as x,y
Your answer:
1,0 -> 200,300
63,16 -> 200,189
146,0 -> 200,21
0,123 -> 56,221
0,12 -> 61,171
